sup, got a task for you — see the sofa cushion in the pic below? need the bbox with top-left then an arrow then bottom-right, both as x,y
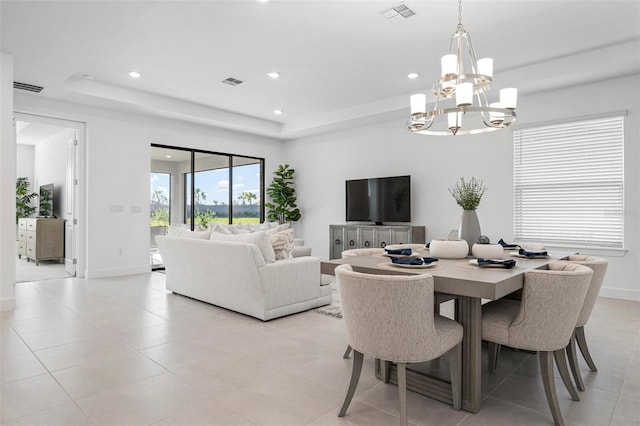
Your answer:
209,230 -> 276,263
211,223 -> 233,234
167,226 -> 212,239
270,228 -> 295,260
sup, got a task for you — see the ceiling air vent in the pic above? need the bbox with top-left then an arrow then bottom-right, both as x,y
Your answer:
220,77 -> 245,87
380,3 -> 417,22
13,81 -> 44,93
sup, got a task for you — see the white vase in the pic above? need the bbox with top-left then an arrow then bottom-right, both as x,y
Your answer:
458,210 -> 481,255
429,239 -> 469,259
471,243 -> 504,259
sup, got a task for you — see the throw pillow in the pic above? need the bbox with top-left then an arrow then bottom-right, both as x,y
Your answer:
167,226 -> 212,239
211,223 -> 233,234
265,223 -> 291,235
270,228 -> 295,260
209,231 -> 276,263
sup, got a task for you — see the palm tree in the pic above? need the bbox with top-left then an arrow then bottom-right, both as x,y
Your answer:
246,192 -> 257,205
151,189 -> 168,209
194,188 -> 206,210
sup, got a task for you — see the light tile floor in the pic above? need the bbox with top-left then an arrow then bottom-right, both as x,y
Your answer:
1,273 -> 638,426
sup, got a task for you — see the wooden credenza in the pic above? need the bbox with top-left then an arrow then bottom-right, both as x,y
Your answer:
17,218 -> 65,265
329,224 -> 426,259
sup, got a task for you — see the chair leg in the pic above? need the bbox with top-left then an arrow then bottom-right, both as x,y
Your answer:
554,349 -> 580,401
343,345 -> 352,359
566,332 -> 586,391
488,342 -> 500,374
448,344 -> 462,410
397,362 -> 408,426
539,351 -> 565,426
575,326 -> 597,372
338,350 -> 363,417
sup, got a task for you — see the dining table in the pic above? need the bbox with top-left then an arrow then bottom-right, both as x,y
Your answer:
321,247 -> 566,413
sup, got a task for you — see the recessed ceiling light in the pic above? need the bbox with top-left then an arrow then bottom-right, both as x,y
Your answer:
273,109 -> 284,115
408,72 -> 419,79
267,71 -> 281,79
256,0 -> 269,2
129,71 -> 141,79
165,155 -> 172,159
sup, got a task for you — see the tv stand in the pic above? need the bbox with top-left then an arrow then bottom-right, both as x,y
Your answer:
329,224 -> 426,259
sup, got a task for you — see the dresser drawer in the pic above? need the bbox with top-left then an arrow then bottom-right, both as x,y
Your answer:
17,230 -> 27,241
26,231 -> 36,244
18,218 -> 27,230
26,219 -> 37,231
26,243 -> 36,257
17,241 -> 26,255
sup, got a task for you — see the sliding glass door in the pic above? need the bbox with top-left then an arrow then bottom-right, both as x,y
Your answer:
232,157 -> 262,224
150,144 -> 265,266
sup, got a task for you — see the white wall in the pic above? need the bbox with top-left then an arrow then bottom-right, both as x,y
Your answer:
14,94 -> 286,279
284,74 -> 640,301
1,52 -> 15,309
34,129 -> 72,218
16,144 -> 34,186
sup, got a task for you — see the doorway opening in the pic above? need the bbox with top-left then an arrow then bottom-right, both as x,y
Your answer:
15,113 -> 85,283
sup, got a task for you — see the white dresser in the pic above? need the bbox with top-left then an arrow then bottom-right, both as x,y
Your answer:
17,218 -> 65,265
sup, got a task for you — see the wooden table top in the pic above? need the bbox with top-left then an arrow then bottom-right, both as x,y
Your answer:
321,249 -> 561,300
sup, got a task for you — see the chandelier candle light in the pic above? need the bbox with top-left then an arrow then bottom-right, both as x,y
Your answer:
408,0 -> 517,136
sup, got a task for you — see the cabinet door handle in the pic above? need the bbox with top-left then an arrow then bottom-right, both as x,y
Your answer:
349,240 -> 355,246
364,241 -> 370,247
334,239 -> 341,245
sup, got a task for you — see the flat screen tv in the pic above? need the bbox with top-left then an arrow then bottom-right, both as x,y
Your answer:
345,175 -> 411,225
39,183 -> 54,217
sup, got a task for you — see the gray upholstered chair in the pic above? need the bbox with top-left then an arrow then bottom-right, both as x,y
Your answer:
335,264 -> 463,425
482,262 -> 593,426
341,247 -> 385,258
340,245 -> 456,359
562,255 -> 608,391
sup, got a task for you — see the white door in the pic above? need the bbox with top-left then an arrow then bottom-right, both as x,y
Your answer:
65,136 -> 77,276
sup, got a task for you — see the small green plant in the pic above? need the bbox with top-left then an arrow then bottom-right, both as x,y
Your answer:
150,208 -> 169,227
265,164 -> 301,223
448,177 -> 487,210
195,209 -> 216,229
16,177 -> 37,223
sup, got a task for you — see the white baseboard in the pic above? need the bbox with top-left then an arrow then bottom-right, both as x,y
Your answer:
0,297 -> 16,311
85,265 -> 150,279
599,287 -> 640,301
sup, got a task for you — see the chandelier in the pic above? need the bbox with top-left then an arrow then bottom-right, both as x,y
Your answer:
408,0 -> 517,136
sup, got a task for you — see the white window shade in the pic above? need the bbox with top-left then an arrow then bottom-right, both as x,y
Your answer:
514,116 -> 624,248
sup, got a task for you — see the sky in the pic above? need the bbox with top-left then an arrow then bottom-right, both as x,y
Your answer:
150,163 -> 261,206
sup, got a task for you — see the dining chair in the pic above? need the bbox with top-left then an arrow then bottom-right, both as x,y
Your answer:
341,247 -> 385,258
335,264 -> 463,426
482,261 -> 593,426
340,245 -> 454,359
562,255 -> 608,391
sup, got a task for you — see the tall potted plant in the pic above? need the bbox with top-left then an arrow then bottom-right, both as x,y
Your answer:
265,164 -> 301,224
448,177 -> 487,254
16,177 -> 37,223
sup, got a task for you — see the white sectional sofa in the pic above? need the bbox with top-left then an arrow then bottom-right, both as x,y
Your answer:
156,230 -> 331,321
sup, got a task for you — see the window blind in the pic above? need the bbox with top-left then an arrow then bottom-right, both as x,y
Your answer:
514,116 -> 624,248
